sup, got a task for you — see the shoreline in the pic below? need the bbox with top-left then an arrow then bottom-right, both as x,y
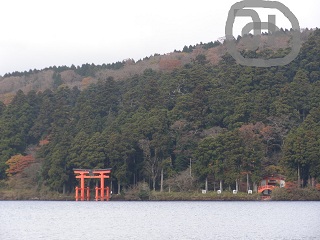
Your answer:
1,189 -> 320,201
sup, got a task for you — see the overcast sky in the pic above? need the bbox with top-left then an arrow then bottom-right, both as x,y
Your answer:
0,0 -> 319,76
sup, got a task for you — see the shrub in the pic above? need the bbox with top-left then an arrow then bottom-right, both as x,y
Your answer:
124,182 -> 150,200
164,169 -> 196,192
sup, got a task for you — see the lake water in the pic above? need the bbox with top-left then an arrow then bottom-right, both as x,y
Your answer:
0,201 -> 319,240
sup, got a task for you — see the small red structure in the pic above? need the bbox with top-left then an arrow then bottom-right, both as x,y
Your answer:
258,175 -> 285,199
74,169 -> 111,201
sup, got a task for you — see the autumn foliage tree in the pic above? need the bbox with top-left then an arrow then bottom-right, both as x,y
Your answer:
5,154 -> 35,177
159,58 -> 181,71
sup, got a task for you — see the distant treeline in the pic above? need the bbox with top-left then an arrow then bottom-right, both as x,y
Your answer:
2,61 -> 125,78
1,40 -> 225,78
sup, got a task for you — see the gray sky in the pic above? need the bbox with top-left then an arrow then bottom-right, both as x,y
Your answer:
0,0 -> 319,75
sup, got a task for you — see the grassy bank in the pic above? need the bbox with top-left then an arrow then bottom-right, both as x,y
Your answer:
0,180 -> 74,201
112,186 -> 261,201
0,186 -> 260,201
150,191 -> 261,201
1,177 -> 320,201
2,189 -> 320,201
271,187 -> 320,201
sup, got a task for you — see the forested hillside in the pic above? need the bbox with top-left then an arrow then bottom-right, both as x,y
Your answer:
0,29 -> 320,196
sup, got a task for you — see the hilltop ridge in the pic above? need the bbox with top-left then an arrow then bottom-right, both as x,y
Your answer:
0,29 -> 313,104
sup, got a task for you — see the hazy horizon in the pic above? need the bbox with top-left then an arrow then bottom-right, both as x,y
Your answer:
1,0 -> 319,75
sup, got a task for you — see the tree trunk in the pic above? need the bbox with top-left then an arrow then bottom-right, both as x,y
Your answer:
247,173 -> 250,191
118,180 -> 121,195
220,180 -> 223,192
151,164 -> 156,191
63,183 -> 66,195
205,178 -> 208,191
297,164 -> 301,188
312,177 -> 315,187
153,176 -> 156,191
253,182 -> 257,193
133,157 -> 136,185
160,168 -> 164,192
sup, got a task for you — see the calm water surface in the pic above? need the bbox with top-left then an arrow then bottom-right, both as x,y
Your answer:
0,201 -> 319,240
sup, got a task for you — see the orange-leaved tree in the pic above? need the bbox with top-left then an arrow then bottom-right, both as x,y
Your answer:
5,154 -> 35,177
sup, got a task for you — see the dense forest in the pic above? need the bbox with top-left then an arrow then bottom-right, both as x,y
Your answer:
0,29 -> 320,195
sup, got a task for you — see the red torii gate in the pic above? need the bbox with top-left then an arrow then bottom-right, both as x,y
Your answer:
73,169 -> 111,201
